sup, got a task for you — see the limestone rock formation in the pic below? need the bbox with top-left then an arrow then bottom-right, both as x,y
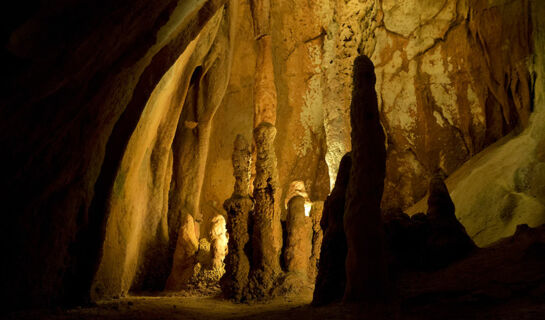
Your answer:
319,0 -> 535,214
343,55 -> 389,302
308,201 -> 324,281
209,215 -> 228,270
383,173 -> 476,273
312,153 -> 351,306
2,0 -> 230,308
165,215 -> 199,291
248,122 -> 282,299
221,135 -> 253,301
425,173 -> 476,268
284,196 -> 313,275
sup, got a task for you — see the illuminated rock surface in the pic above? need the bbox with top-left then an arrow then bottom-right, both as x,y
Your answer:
1,0 -> 544,315
221,135 -> 253,301
247,122 -> 283,299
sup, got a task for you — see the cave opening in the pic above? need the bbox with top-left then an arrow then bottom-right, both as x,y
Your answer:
3,0 -> 545,319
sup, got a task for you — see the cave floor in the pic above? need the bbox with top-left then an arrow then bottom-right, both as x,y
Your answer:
4,293 -> 545,320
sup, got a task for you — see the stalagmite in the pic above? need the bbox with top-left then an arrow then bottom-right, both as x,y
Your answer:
221,135 -> 253,301
165,214 -> 199,291
209,215 -> 228,270
248,122 -> 282,299
312,153 -> 351,306
425,172 -> 476,269
284,196 -> 312,275
343,55 -> 389,302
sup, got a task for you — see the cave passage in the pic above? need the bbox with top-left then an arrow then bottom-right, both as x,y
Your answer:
3,0 -> 545,319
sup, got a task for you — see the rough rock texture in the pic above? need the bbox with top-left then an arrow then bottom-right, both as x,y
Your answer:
209,215 -> 228,270
199,0 -> 330,236
247,122 -> 282,299
221,135 -> 253,301
320,0 -> 536,212
92,2 -> 239,299
312,153 -> 351,306
3,0 -> 543,313
1,0 -> 229,309
308,201 -> 324,281
407,1 -> 545,247
284,196 -> 313,275
343,55 -> 389,302
165,215 -> 199,291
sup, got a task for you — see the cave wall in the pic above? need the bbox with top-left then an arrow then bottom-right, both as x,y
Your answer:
409,0 -> 545,247
1,0 -> 228,309
200,0 -> 331,233
1,0 -> 542,311
201,0 -> 536,234
320,0 -> 534,210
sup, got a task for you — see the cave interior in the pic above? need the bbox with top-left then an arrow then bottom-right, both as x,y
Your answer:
2,0 -> 545,319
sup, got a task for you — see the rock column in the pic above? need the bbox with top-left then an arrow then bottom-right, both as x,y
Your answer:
221,135 -> 253,301
248,122 -> 282,299
284,196 -> 312,275
165,214 -> 199,291
343,55 -> 389,302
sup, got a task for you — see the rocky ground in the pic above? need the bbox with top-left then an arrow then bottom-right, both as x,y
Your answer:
3,292 -> 545,320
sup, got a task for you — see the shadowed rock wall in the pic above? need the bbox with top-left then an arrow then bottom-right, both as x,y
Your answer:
1,0 -> 228,309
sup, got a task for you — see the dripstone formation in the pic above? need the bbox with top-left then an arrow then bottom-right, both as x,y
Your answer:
383,173 -> 476,273
312,153 -> 351,306
165,214 -> 200,291
248,122 -> 282,299
343,55 -> 389,302
284,196 -> 313,276
221,135 -> 253,301
425,172 -> 476,268
308,201 -> 324,281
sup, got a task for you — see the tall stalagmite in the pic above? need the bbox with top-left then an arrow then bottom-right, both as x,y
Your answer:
343,55 -> 389,302
221,135 -> 253,301
246,0 -> 282,300
248,122 -> 281,299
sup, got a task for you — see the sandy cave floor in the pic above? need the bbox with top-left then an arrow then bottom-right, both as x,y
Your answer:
4,292 -> 545,320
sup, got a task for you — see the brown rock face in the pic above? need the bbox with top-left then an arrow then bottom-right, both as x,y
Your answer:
343,55 -> 389,302
221,135 -> 253,301
284,196 -> 312,275
308,201 -> 324,281
165,214 -> 199,291
1,0 -> 229,309
248,122 -> 282,299
312,153 -> 351,306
